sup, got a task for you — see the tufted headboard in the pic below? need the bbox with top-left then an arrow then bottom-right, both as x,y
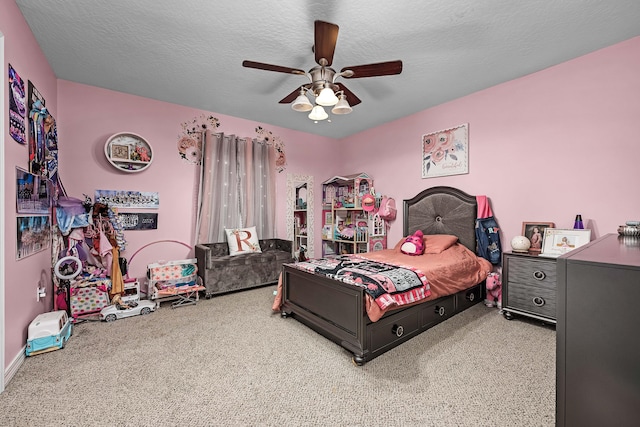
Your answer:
403,186 -> 478,252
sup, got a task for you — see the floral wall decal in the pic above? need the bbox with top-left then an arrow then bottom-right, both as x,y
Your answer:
255,126 -> 287,173
177,114 -> 220,164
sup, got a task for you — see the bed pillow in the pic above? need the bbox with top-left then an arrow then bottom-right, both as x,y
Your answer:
422,234 -> 459,254
224,226 -> 262,256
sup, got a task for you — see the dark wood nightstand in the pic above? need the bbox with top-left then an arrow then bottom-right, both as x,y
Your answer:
502,251 -> 557,324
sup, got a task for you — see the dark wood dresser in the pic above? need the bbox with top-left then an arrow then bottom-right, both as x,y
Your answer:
556,233 -> 640,427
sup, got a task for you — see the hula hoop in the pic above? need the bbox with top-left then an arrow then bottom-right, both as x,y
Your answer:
54,256 -> 83,280
125,239 -> 192,280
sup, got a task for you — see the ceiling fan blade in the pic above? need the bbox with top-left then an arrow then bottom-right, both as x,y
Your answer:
278,88 -> 302,104
242,60 -> 306,75
340,60 -> 403,78
278,85 -> 310,104
314,20 -> 339,66
335,83 -> 361,106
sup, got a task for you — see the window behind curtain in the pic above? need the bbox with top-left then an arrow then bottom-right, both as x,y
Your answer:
195,132 -> 276,244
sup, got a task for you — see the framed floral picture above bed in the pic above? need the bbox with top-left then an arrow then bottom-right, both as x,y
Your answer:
422,123 -> 468,178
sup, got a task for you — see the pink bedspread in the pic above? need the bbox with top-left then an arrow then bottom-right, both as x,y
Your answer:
272,241 -> 491,322
358,243 -> 491,320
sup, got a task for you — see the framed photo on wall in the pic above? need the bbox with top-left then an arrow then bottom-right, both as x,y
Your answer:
16,215 -> 51,260
16,167 -> 51,214
521,222 -> 554,253
110,144 -> 130,160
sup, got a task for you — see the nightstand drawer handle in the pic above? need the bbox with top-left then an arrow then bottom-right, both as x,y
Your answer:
532,296 -> 545,307
533,270 -> 546,280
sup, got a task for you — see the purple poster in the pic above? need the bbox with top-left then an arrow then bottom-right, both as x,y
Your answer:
8,64 -> 26,144
28,80 -> 47,176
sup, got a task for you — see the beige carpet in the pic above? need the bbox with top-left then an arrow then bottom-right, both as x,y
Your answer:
0,286 -> 555,426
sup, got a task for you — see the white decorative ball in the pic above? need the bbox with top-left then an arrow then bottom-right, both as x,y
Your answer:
511,235 -> 531,252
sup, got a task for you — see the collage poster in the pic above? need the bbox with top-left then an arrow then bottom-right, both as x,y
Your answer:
8,64 -> 26,144
16,215 -> 51,260
16,167 -> 51,214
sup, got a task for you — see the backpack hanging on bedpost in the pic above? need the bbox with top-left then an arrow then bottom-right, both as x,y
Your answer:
475,196 -> 502,265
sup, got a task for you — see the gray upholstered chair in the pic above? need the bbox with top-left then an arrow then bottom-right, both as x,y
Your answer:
195,239 -> 293,298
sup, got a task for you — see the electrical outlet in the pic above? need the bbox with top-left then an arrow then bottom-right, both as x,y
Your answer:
36,286 -> 46,301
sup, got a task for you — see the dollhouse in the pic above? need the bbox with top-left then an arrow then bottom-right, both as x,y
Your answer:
321,173 -> 386,256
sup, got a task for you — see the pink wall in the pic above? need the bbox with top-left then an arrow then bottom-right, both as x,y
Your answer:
56,81 -> 339,281
341,36 -> 640,249
2,1 -> 59,371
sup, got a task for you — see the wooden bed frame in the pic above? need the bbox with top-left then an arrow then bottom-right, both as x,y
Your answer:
280,186 -> 485,365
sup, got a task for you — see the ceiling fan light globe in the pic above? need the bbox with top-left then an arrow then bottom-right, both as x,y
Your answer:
331,95 -> 352,114
308,105 -> 328,121
291,94 -> 313,112
316,87 -> 339,106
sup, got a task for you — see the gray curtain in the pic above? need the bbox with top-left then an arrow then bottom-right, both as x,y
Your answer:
196,131 -> 276,244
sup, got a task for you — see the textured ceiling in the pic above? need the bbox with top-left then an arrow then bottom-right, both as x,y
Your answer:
15,0 -> 640,139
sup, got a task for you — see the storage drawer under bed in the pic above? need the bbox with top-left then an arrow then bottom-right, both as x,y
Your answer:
367,294 -> 457,355
422,296 -> 455,328
368,307 -> 420,354
456,284 -> 484,311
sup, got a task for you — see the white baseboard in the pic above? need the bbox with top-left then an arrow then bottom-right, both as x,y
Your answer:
4,346 -> 26,387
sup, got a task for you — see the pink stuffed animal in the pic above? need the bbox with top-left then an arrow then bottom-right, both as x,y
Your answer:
401,230 -> 424,255
136,145 -> 151,162
485,272 -> 502,308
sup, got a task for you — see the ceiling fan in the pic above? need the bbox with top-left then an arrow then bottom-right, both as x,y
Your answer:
242,20 -> 403,120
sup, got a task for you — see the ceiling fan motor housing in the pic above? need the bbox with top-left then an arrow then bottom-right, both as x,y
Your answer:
309,66 -> 339,95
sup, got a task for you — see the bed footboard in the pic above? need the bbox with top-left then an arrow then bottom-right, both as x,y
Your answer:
281,266 -> 367,358
281,264 -> 484,365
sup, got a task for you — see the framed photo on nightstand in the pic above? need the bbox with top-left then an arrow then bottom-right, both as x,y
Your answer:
541,228 -> 591,257
522,222 -> 554,253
